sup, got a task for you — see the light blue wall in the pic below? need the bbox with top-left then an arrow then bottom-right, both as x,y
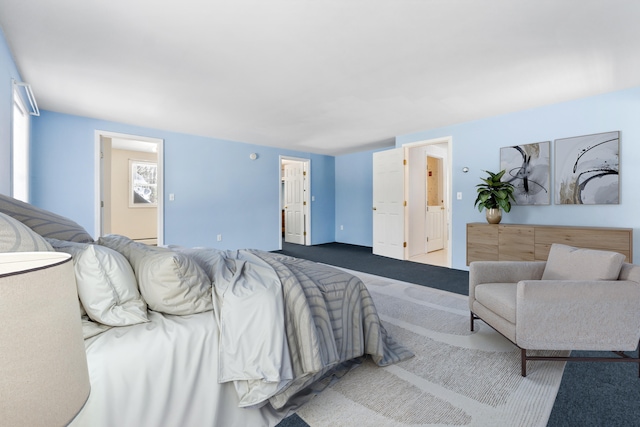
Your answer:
334,148 -> 382,247
396,87 -> 640,269
30,110 -> 335,251
0,28 -> 23,194
309,153 -> 336,243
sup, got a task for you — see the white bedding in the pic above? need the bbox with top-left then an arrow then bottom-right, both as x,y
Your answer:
0,198 -> 412,426
70,311 -> 285,427
210,250 -> 294,407
69,243 -> 413,426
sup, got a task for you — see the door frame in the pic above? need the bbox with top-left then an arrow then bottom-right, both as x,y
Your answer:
278,156 -> 311,249
94,130 -> 165,244
402,136 -> 453,267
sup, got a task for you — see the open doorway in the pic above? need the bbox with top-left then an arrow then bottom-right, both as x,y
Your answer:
94,131 -> 164,245
279,156 -> 311,248
405,138 -> 452,268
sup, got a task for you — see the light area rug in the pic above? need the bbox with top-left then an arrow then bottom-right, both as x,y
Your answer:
294,269 -> 567,427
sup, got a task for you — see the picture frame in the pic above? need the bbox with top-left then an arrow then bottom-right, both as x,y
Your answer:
129,160 -> 158,207
554,131 -> 620,205
500,141 -> 550,205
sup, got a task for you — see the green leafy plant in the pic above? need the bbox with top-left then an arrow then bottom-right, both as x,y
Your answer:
474,170 -> 516,212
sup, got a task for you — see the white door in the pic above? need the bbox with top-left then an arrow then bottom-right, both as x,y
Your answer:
426,206 -> 445,252
100,136 -> 111,235
373,148 -> 405,260
407,145 -> 426,258
426,155 -> 445,252
284,162 -> 305,244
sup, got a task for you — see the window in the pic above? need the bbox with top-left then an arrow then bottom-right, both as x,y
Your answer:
12,87 -> 29,202
129,160 -> 158,207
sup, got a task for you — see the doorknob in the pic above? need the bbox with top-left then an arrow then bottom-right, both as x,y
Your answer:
372,207 -> 377,210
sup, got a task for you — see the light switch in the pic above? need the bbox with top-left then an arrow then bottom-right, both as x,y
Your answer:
457,192 -> 462,200
169,193 -> 175,201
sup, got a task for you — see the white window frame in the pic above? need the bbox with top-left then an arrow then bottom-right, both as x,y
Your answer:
12,86 -> 30,202
129,159 -> 158,208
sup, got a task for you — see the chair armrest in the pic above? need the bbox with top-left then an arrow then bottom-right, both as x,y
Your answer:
516,280 -> 640,351
469,261 -> 546,309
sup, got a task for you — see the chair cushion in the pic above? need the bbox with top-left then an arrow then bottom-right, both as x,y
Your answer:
542,243 -> 625,281
474,282 -> 517,323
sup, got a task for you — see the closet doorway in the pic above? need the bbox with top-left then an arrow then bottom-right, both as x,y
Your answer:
279,156 -> 311,248
94,131 -> 164,245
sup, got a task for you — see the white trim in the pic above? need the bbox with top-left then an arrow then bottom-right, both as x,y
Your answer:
13,81 -> 39,116
402,136 -> 452,148
279,156 -> 312,249
11,85 -> 30,202
94,130 -> 164,244
402,136 -> 454,268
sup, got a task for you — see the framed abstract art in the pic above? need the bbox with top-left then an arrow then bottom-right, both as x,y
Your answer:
554,131 -> 620,205
500,141 -> 550,205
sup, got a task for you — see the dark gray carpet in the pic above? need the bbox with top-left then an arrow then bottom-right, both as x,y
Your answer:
275,242 -> 469,295
273,242 -> 640,427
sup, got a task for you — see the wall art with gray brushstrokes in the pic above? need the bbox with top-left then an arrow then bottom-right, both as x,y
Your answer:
554,131 -> 619,205
500,141 -> 550,205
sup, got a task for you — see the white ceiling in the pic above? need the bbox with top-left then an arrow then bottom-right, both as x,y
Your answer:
1,0 -> 640,156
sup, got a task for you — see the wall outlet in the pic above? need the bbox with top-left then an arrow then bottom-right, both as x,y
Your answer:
217,234 -> 222,241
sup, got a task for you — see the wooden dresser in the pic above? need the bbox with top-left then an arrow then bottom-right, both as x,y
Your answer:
466,223 -> 633,265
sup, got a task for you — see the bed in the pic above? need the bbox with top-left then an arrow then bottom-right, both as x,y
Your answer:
0,193 -> 413,427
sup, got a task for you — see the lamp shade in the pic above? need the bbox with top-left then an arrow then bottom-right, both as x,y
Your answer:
0,252 -> 90,426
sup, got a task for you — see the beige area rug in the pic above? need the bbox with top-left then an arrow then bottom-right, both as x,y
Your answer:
295,269 -> 567,427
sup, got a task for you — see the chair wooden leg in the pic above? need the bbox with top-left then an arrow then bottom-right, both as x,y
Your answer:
470,312 -> 475,331
521,349 -> 527,377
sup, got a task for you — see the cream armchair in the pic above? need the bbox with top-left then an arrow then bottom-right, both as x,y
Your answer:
469,244 -> 640,376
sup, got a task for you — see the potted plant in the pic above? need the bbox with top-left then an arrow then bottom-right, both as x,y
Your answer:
474,169 -> 516,224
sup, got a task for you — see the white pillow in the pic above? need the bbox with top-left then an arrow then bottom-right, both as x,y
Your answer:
170,246 -> 225,282
78,301 -> 112,339
99,235 -> 213,315
97,234 -> 163,265
47,238 -> 149,326
542,243 -> 626,281
0,211 -> 54,252
136,251 -> 213,315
